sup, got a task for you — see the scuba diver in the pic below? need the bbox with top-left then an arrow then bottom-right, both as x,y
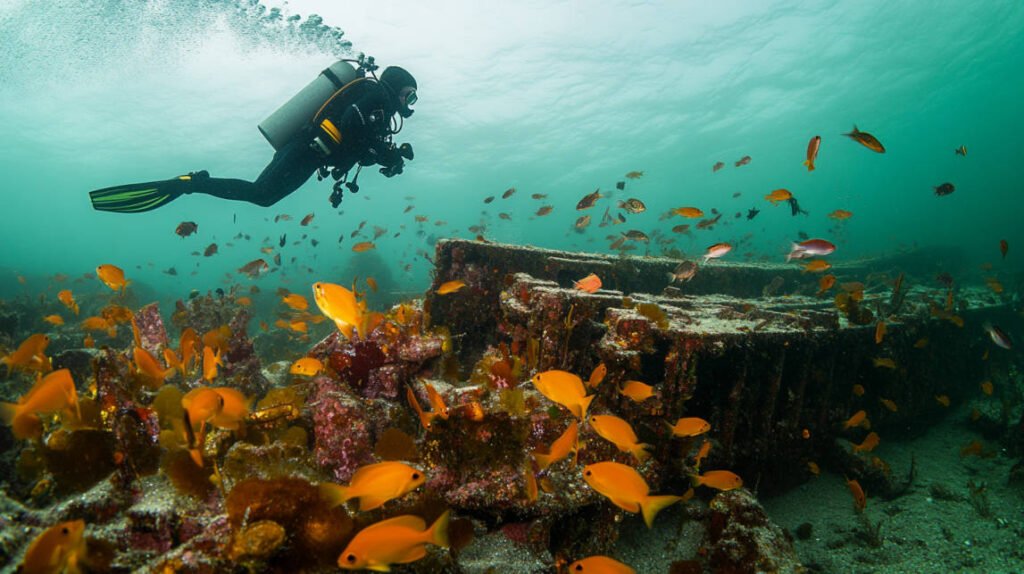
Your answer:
89,56 -> 416,212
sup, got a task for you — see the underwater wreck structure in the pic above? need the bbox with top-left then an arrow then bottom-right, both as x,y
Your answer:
1,238 -> 1017,573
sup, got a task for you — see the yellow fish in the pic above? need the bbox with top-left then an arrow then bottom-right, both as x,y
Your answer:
203,346 -> 222,382
182,388 -> 224,431
1,333 -> 50,373
337,511 -> 450,571
843,410 -> 868,429
96,263 -> 130,293
666,417 -> 711,438
852,431 -> 880,453
530,370 -> 594,420
587,363 -> 607,389
692,469 -> 743,491
0,369 -> 80,440
436,280 -> 466,295
582,461 -> 683,528
17,519 -> 87,574
618,380 -> 654,403
290,357 -> 324,377
208,387 -> 249,431
588,414 -> 651,463
320,461 -> 427,511
406,386 -> 440,432
567,556 -> 636,574
534,421 -> 578,471
179,328 -> 199,375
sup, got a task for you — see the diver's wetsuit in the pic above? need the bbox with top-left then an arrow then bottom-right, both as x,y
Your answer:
89,77 -> 410,213
189,79 -> 405,207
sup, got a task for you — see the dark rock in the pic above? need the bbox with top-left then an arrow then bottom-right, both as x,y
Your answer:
50,348 -> 98,390
707,489 -> 803,574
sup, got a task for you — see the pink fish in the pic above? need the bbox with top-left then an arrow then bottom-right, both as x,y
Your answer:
703,242 -> 732,263
786,239 -> 836,261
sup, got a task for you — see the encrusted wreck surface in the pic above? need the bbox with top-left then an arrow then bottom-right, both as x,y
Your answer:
426,238 -> 1014,495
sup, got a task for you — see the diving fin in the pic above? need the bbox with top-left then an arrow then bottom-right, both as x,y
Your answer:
89,172 -> 205,213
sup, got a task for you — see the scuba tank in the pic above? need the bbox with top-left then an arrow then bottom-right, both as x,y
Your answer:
258,59 -> 359,151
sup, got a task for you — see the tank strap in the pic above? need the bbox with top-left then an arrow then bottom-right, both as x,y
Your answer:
312,77 -> 371,125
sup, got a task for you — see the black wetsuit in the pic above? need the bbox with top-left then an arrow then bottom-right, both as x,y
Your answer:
190,79 -> 407,207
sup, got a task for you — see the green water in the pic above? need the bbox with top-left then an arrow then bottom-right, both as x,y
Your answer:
2,0 -> 1021,304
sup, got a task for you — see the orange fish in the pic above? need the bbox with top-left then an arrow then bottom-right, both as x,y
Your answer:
692,469 -> 743,491
980,381 -> 993,396
879,398 -> 898,412
17,519 -> 87,574
803,135 -> 821,172
202,325 -> 231,354
672,207 -> 704,219
235,296 -> 252,307
83,334 -> 94,348
588,414 -> 651,463
852,431 -> 880,453
42,314 -> 64,326
802,260 -> 831,273
202,346 -> 222,382
583,461 -> 683,528
366,277 -> 378,293
352,241 -> 376,252
290,357 -> 324,377
587,363 -> 607,389
567,556 -> 636,574
178,328 -> 199,375
843,125 -> 885,153
935,394 -> 950,407
337,511 -> 450,571
573,273 -> 602,294
666,417 -> 711,438
692,439 -> 712,470
874,321 -> 887,344
96,264 -> 129,293
0,368 -> 80,439
619,380 -> 654,403
852,384 -> 865,396
313,281 -> 369,340
320,461 -> 427,512
407,386 -> 440,432
807,461 -> 820,476
765,189 -> 793,205
1,333 -> 50,373
828,209 -> 853,220
57,289 -> 79,315
843,410 -> 868,430
703,242 -> 732,263
133,346 -> 175,386
209,387 -> 249,430
817,274 -> 837,296
914,337 -> 929,349
281,293 -> 309,311
873,357 -> 897,369
1000,239 -> 1008,259
436,280 -> 466,295
624,171 -> 643,179
846,477 -> 866,511
534,421 -> 578,471
423,383 -> 449,420
530,370 -> 594,420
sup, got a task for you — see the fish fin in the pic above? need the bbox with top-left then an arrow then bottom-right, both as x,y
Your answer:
319,482 -> 351,508
641,494 -> 684,529
189,448 -> 204,467
785,243 -> 800,262
803,159 -> 815,172
358,494 -> 390,512
0,402 -> 17,426
633,443 -> 653,464
577,394 -> 595,420
428,510 -> 451,548
533,450 -> 553,472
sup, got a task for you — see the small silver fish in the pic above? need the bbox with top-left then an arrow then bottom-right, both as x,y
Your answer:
668,260 -> 698,283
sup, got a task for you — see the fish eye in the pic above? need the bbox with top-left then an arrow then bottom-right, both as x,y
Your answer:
345,554 -> 357,563
412,472 -> 421,480
574,565 -> 584,571
61,527 -> 70,535
584,470 -> 591,477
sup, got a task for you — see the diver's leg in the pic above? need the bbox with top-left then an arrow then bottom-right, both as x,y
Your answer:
191,140 -> 323,207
